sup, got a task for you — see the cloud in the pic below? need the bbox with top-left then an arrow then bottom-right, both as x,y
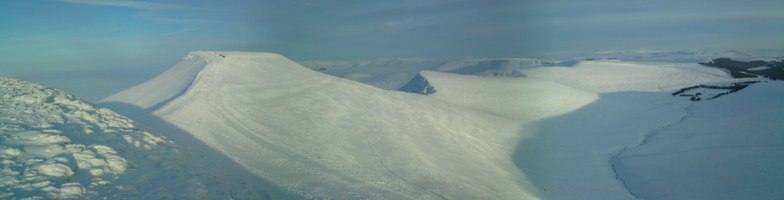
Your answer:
53,0 -> 185,10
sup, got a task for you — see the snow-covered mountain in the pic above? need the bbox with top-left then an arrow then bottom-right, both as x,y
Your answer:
102,53 -> 211,111
432,58 -> 562,77
521,60 -> 738,93
298,57 -> 569,91
98,51 -> 784,199
102,52 -> 591,199
398,72 -> 436,95
298,58 -> 446,90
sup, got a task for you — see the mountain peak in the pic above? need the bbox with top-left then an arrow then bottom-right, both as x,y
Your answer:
101,51 -> 301,111
398,72 -> 437,95
188,51 -> 286,59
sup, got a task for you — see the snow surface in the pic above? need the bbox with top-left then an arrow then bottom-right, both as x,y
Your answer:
748,66 -> 771,71
106,52 -> 572,199
2,77 -> 293,199
522,60 -> 736,93
0,77 -> 173,199
420,71 -> 597,121
612,81 -> 784,199
102,53 -> 211,110
100,51 -> 784,199
510,60 -> 783,199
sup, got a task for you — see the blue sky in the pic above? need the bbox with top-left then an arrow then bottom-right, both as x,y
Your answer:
1,0 -> 783,100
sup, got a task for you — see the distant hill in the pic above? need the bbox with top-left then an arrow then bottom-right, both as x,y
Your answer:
298,57 -> 572,91
699,57 -> 784,80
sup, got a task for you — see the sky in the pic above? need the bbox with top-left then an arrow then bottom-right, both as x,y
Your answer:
1,0 -> 783,100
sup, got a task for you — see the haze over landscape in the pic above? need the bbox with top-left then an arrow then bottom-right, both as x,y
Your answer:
1,0 -> 784,199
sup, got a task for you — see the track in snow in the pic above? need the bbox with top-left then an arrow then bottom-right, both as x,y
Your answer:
366,126 -> 449,200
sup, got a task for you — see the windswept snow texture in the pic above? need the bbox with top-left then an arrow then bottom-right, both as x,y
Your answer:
0,77 -> 176,199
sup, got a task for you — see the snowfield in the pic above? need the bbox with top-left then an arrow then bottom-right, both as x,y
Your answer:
87,51 -> 784,199
612,81 -> 784,199
521,60 -> 736,93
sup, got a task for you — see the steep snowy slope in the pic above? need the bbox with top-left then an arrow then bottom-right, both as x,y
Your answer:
102,54 -> 211,110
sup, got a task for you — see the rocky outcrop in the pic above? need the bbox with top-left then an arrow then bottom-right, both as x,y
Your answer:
672,81 -> 759,101
398,72 -> 436,95
0,77 -> 175,199
699,58 -> 784,80
672,57 -> 783,101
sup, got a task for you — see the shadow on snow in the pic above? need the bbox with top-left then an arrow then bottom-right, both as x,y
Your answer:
99,102 -> 301,200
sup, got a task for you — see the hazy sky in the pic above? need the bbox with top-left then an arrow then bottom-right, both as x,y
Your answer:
2,0 -> 784,67
1,0 -> 782,99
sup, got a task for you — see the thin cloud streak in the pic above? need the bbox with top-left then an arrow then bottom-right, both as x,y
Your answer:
53,0 -> 186,10
546,9 -> 784,27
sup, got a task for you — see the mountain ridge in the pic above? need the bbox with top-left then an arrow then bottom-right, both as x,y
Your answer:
103,51 -> 554,199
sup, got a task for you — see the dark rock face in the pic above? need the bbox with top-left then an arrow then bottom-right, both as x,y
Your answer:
673,57 -> 782,101
699,58 -> 784,80
672,81 -> 759,101
398,73 -> 436,95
